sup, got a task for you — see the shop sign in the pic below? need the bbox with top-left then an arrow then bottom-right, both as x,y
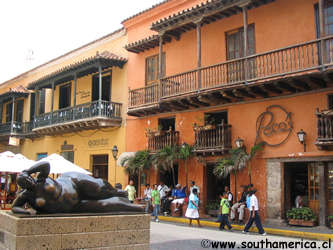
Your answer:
88,138 -> 109,148
255,105 -> 293,147
8,137 -> 20,146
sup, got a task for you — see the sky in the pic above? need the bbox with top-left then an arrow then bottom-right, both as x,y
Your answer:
0,0 -> 164,84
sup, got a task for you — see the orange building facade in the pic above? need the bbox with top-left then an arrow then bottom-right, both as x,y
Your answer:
124,0 -> 333,225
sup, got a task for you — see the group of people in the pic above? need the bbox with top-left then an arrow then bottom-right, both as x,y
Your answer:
142,180 -> 201,224
218,184 -> 266,236
126,179 -> 266,236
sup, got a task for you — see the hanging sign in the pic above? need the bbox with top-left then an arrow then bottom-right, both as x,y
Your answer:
8,137 -> 20,146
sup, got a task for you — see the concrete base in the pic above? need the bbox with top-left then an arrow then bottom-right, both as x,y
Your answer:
0,211 -> 150,250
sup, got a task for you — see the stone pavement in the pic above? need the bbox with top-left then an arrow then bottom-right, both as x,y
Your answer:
157,215 -> 333,241
150,221 -> 330,250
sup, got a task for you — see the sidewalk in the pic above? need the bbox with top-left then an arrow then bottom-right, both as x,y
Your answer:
158,215 -> 333,241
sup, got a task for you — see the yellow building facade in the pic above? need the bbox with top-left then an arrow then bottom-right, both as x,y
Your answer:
0,28 -> 129,188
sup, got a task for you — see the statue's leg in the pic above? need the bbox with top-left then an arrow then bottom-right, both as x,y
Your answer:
75,177 -> 128,200
73,197 -> 144,213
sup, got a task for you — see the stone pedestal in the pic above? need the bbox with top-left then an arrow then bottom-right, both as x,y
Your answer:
0,211 -> 150,250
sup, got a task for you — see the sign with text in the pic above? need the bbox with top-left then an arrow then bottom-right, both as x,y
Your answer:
88,138 -> 109,148
8,137 -> 20,146
255,105 -> 293,147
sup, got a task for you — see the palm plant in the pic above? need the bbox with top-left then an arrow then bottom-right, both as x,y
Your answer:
213,142 -> 265,200
120,150 -> 152,196
178,143 -> 194,189
152,145 -> 179,187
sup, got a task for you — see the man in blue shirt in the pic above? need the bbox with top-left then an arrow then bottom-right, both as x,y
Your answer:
171,184 -> 186,212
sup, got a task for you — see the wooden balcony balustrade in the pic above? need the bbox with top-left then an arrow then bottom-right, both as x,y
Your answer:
33,100 -> 122,135
128,36 -> 333,116
316,109 -> 333,150
147,130 -> 180,152
194,124 -> 232,154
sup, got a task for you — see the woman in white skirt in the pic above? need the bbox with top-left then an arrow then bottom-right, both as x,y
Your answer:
185,188 -> 201,227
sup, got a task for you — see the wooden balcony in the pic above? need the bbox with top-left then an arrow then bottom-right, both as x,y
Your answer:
33,100 -> 122,135
194,124 -> 232,155
128,36 -> 333,117
316,109 -> 333,150
147,130 -> 179,152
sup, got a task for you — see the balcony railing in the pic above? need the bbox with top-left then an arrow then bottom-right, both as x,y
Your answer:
129,36 -> 333,109
34,100 -> 122,129
0,122 -> 33,136
316,109 -> 333,149
147,130 -> 180,152
194,124 -> 232,153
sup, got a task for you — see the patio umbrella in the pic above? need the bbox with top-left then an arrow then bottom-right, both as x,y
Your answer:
38,153 -> 91,175
0,151 -> 34,173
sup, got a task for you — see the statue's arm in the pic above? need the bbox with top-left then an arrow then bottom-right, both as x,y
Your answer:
11,191 -> 36,215
23,161 -> 50,180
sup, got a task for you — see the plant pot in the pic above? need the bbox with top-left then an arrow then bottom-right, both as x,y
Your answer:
329,221 -> 333,229
207,209 -> 219,217
288,219 -> 317,227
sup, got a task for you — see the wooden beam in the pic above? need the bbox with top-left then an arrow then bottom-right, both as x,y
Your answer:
261,84 -> 283,94
309,77 -> 327,88
181,99 -> 200,108
188,96 -> 210,106
232,88 -> 256,98
275,82 -> 297,93
247,86 -> 269,98
220,90 -> 243,101
291,79 -> 312,91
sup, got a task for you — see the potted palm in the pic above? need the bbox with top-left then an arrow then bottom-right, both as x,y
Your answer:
205,200 -> 220,217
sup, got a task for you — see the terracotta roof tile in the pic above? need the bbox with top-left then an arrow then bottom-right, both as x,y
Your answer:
122,0 -> 171,23
9,85 -> 29,94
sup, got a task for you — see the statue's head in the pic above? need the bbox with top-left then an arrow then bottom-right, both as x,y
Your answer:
17,172 -> 36,191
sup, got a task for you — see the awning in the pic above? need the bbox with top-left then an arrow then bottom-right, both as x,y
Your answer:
0,151 -> 34,173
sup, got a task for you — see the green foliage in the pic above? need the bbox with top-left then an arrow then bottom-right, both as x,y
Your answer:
213,158 -> 234,178
328,215 -> 333,222
152,145 -> 179,171
286,207 -> 317,221
205,200 -> 220,210
121,150 -> 152,175
178,143 -> 193,161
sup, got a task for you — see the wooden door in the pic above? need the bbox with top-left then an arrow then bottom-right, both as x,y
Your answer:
308,163 -> 320,216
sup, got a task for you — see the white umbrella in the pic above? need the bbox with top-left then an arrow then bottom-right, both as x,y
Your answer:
0,151 -> 34,173
38,153 -> 91,175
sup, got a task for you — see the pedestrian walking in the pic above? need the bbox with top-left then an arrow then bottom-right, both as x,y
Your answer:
219,192 -> 232,231
242,189 -> 266,236
185,188 -> 201,227
151,184 -> 161,222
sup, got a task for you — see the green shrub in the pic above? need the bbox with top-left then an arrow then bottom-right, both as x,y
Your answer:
286,207 -> 317,221
205,200 -> 220,211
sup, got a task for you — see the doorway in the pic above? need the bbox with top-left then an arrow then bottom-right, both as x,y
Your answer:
92,155 -> 108,181
159,164 -> 178,188
158,117 -> 175,131
284,162 -> 309,216
206,163 -> 230,202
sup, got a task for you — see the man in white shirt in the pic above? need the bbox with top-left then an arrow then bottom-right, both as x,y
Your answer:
158,181 -> 170,212
242,189 -> 266,236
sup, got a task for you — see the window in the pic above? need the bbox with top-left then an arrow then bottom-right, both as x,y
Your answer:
61,151 -> 74,163
59,83 -> 71,109
39,89 -> 45,114
158,117 -> 175,131
226,24 -> 255,81
92,74 -> 111,102
30,93 -> 35,121
328,164 -> 333,200
145,53 -> 165,85
37,153 -> 47,160
328,94 -> 333,109
92,155 -> 108,180
5,102 -> 12,123
15,100 -> 24,123
204,111 -> 228,126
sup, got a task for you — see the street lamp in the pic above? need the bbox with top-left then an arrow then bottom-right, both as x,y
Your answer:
297,129 -> 306,152
235,137 -> 244,148
112,145 -> 118,185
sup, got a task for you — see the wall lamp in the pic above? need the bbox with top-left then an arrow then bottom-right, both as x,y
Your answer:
235,137 -> 245,148
297,129 -> 306,152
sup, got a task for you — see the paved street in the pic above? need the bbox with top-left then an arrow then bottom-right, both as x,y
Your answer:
150,221 -> 329,250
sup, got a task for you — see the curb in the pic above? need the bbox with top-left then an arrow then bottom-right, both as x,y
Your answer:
158,216 -> 333,241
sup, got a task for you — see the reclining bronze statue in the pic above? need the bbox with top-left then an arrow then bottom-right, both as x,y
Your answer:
11,161 -> 143,215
